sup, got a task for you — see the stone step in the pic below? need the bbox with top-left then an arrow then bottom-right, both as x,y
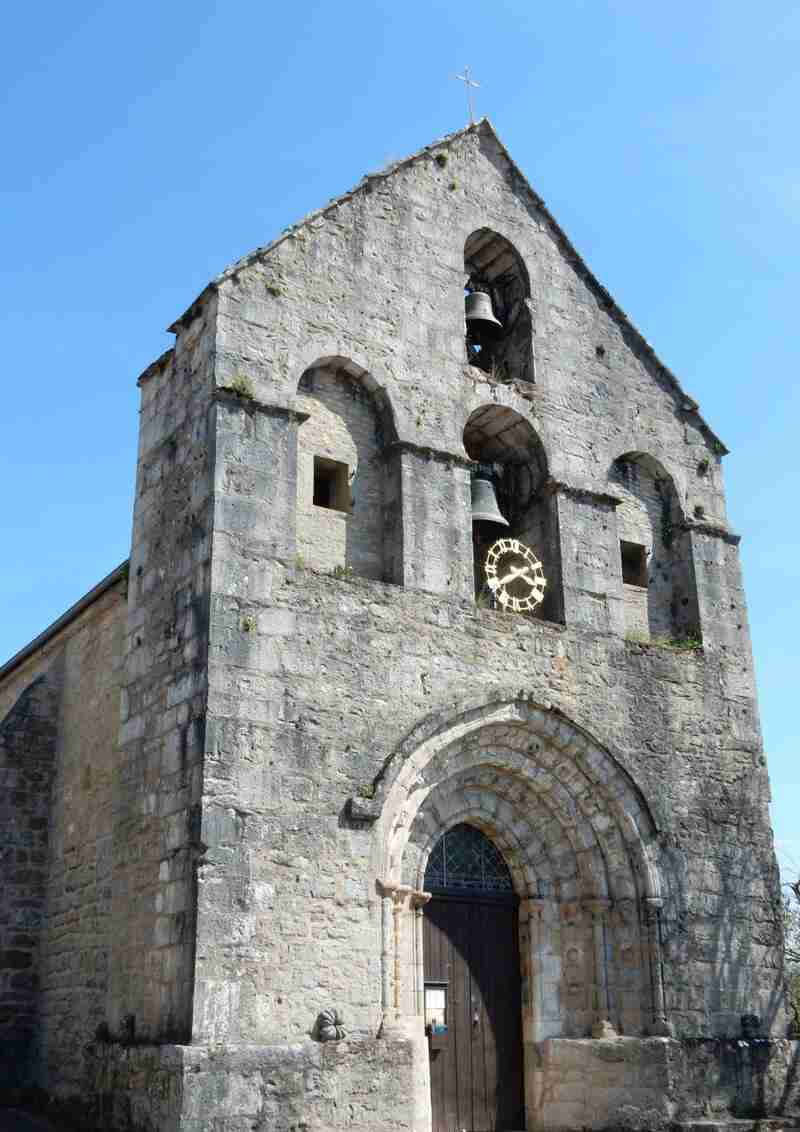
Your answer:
0,1110 -> 76,1132
676,1119 -> 800,1132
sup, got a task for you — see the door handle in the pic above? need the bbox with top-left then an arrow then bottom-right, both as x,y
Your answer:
472,1009 -> 480,1027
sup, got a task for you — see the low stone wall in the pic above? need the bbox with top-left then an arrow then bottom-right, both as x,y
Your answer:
529,1036 -> 800,1131
35,1034 -> 800,1131
529,1038 -> 676,1132
674,1037 -> 800,1121
80,1036 -> 420,1132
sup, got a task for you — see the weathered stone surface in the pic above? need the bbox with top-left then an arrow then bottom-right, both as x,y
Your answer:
80,1038 -> 418,1131
0,582 -> 124,1093
0,118 -> 792,1130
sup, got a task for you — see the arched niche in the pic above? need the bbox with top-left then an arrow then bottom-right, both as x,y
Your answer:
296,357 -> 397,582
611,452 -> 700,642
463,404 -> 562,622
464,228 -> 533,383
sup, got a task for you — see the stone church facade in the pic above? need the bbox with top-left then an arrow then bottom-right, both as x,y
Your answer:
1,120 -> 796,1131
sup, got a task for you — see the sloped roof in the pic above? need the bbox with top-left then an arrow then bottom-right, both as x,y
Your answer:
0,560 -> 129,680
167,118 -> 726,454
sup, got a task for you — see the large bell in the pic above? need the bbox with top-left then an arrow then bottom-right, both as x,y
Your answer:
465,291 -> 503,340
471,472 -> 509,526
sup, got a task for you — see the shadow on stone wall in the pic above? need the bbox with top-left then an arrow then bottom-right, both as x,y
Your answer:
0,669 -> 61,1090
659,769 -> 790,1051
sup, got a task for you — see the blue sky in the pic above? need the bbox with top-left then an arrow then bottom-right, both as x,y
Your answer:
2,1 -> 798,871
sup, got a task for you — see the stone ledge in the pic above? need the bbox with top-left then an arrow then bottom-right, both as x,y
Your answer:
676,1122 -> 800,1132
212,387 -> 310,423
530,1037 -> 800,1132
80,1037 -> 421,1132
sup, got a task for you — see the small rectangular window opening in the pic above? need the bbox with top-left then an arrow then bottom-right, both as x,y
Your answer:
424,984 -> 448,1031
313,456 -> 350,513
620,541 -> 648,588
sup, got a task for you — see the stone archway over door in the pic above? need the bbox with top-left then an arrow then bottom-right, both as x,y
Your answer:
374,700 -> 669,1132
423,824 -> 524,1132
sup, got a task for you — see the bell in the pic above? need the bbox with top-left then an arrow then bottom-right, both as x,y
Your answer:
471,472 -> 509,527
465,291 -> 503,339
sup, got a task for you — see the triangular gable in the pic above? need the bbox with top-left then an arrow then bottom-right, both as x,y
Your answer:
167,118 -> 726,455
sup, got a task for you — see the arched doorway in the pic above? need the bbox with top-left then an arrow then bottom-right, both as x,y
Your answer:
423,823 -> 524,1132
376,698 -> 670,1131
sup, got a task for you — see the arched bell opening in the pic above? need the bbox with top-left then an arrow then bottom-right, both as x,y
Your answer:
610,451 -> 701,643
463,405 -> 562,622
464,228 -> 533,383
295,357 -> 397,582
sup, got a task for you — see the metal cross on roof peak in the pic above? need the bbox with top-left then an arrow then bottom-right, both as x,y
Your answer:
453,66 -> 480,125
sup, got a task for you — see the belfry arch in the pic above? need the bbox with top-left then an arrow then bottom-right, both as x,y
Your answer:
295,355 -> 398,581
374,697 -> 671,1130
611,450 -> 701,643
464,228 -> 533,383
463,404 -> 563,621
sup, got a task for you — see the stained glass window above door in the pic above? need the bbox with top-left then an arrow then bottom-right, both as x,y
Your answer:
424,823 -> 514,892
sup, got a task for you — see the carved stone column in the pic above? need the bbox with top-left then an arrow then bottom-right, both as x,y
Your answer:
520,896 -> 547,1041
377,880 -> 430,1035
413,899 -> 426,1017
377,881 -> 433,1132
643,896 -> 673,1036
380,886 -> 394,1021
582,897 -> 617,1037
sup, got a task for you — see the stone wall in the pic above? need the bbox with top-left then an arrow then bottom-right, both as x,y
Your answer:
112,311 -> 216,1046
0,579 -> 125,1093
0,674 -> 59,1086
193,565 -> 783,1044
529,1035 -> 800,1131
82,1036 -> 420,1132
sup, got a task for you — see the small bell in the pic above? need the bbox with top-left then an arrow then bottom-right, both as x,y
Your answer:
465,291 -> 503,340
471,472 -> 509,527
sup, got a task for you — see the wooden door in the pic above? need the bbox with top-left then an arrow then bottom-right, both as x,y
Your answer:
424,890 -> 524,1132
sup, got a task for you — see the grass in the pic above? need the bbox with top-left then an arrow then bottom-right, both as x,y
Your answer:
626,631 -> 702,651
226,374 -> 254,400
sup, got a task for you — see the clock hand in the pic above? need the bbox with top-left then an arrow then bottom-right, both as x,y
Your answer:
498,564 -> 533,586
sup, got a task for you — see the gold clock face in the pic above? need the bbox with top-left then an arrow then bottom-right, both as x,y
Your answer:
484,537 -> 547,613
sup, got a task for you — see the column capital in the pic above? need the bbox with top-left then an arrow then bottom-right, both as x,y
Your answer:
376,879 -> 431,909
521,896 -> 548,920
643,897 -> 664,922
582,896 -> 612,916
